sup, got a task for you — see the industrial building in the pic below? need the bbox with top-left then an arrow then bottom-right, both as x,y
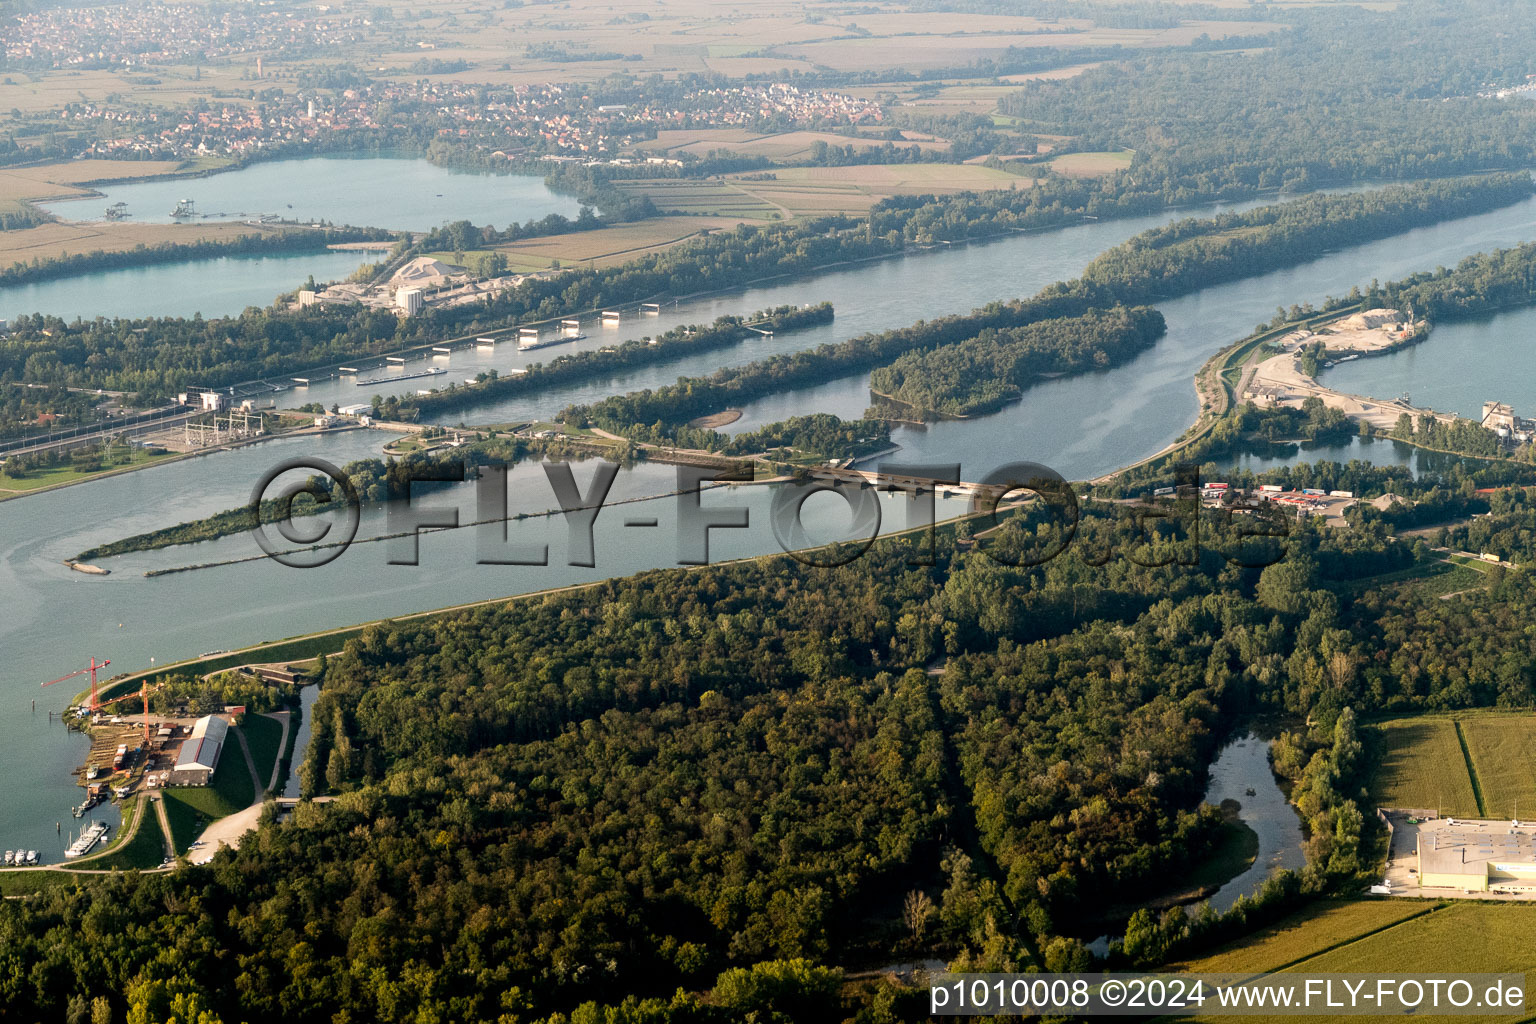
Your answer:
1480,401 -> 1536,442
168,714 -> 228,787
1417,821 -> 1536,893
396,287 -> 424,316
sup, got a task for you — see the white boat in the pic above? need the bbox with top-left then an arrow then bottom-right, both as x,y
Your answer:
65,821 -> 109,858
3,850 -> 11,865
25,850 -> 38,865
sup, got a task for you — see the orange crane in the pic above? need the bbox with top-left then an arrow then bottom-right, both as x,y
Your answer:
95,681 -> 163,748
40,657 -> 111,711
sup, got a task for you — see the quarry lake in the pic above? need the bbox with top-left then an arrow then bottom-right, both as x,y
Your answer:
38,155 -> 582,231
4,156 -> 581,320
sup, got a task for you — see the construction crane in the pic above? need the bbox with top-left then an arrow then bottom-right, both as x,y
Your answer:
95,681 -> 163,749
40,657 -> 111,711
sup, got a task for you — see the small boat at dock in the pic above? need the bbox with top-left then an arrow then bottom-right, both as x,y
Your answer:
66,822 -> 109,858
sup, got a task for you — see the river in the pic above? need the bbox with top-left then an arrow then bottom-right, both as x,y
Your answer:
711,191 -> 1536,481
1201,732 -> 1306,914
4,156 -> 579,322
10,187 -> 1536,856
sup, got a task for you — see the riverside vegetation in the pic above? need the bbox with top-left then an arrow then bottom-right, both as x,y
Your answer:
561,176 -> 1533,447
5,495 -> 1486,1023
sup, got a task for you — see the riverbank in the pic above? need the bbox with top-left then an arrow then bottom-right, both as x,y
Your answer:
0,422 -> 344,506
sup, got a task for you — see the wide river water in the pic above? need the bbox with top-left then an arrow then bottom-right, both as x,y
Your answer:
8,183 -> 1536,858
5,156 -> 579,321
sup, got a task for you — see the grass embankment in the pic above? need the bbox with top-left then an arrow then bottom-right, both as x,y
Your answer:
156,730 -> 260,853
0,871 -> 88,896
88,798 -> 167,871
241,714 -> 285,795
0,447 -> 175,496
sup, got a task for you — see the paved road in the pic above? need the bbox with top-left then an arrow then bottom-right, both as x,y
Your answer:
263,712 -> 291,792
185,725 -> 266,865
153,796 -> 174,862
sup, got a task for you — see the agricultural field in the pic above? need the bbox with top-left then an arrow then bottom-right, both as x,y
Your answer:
1369,718 -> 1480,816
1459,716 -> 1536,820
613,165 -> 1037,222
0,66 -> 256,113
489,215 -> 743,271
611,179 -> 783,220
1174,900 -> 1435,974
1370,714 -> 1536,819
0,0 -> 1283,95
1182,903 -> 1536,1023
765,19 -> 1282,74
738,164 -> 1036,211
1049,150 -> 1136,177
633,129 -> 951,161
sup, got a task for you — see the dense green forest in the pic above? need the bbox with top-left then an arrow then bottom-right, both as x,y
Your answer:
998,1 -> 1536,192
14,457 -> 1536,1020
867,306 -> 1166,418
1077,174 -> 1535,301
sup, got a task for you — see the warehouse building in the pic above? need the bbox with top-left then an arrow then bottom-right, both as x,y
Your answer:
167,715 -> 229,787
1417,822 -> 1536,893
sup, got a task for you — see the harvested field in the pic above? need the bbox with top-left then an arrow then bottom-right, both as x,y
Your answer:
491,215 -> 743,270
1049,150 -> 1135,177
636,129 -> 951,161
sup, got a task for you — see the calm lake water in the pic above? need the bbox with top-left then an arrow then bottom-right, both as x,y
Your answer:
1322,305 -> 1536,420
9,187 -> 1536,855
5,156 -> 581,322
1,250 -> 368,322
39,156 -> 581,231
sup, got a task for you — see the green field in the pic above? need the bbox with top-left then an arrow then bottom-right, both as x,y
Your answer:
1183,903 -> 1536,1023
161,731 -> 256,827
1175,899 -> 1434,974
1291,903 -> 1536,974
0,446 -> 175,496
241,714 -> 285,795
1460,716 -> 1536,820
1369,719 -> 1480,816
88,798 -> 168,870
1368,714 -> 1536,819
